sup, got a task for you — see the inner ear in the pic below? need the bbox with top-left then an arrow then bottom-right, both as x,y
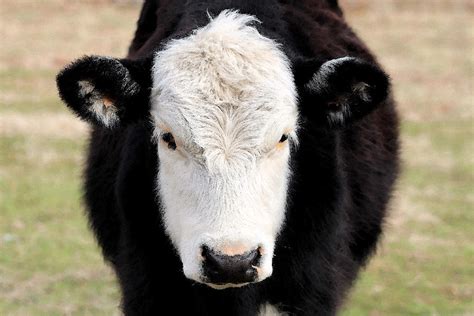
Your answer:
76,80 -> 119,127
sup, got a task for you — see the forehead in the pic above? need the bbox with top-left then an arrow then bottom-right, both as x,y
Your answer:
150,10 -> 297,142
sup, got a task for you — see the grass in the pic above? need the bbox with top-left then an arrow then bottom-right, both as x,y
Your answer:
0,0 -> 472,315
344,120 -> 474,316
1,135 -> 121,315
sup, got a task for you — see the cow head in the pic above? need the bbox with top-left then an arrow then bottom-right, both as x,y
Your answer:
57,10 -> 389,289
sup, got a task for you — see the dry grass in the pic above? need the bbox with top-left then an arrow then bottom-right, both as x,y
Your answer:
0,113 -> 88,138
343,1 -> 474,122
1,1 -> 473,315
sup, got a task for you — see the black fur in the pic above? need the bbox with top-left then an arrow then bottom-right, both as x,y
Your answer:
56,0 -> 399,315
294,57 -> 390,128
56,56 -> 152,128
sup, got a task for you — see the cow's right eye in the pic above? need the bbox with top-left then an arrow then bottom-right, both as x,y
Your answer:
161,132 -> 176,150
279,134 -> 289,143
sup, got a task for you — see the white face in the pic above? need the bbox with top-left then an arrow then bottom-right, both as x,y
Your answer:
150,11 -> 298,289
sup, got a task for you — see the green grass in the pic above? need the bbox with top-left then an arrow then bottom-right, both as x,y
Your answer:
343,120 -> 474,316
0,69 -> 60,113
1,1 -> 472,315
0,135 -> 120,315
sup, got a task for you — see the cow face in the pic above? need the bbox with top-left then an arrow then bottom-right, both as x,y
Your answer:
150,11 -> 297,288
56,10 -> 389,290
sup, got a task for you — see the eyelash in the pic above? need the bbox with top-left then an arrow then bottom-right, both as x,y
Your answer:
161,132 -> 177,150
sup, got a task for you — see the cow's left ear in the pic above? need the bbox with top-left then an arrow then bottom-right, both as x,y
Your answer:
56,56 -> 152,128
294,57 -> 390,128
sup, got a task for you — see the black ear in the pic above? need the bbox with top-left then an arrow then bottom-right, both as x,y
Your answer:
294,57 -> 390,128
327,0 -> 339,9
56,56 -> 152,128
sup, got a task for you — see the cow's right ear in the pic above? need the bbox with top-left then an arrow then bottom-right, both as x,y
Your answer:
56,56 -> 152,128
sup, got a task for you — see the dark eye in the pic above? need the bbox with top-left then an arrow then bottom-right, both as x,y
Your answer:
279,134 -> 289,143
161,132 -> 176,150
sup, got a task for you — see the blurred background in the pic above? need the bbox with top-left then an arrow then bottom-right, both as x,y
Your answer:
0,0 -> 472,315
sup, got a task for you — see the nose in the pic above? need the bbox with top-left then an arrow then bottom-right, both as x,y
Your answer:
201,245 -> 261,285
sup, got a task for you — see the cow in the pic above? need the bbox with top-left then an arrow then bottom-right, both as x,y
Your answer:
56,0 -> 399,315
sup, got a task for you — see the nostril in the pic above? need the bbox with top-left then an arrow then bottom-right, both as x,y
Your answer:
201,245 -> 222,270
201,245 -> 210,260
244,248 -> 261,266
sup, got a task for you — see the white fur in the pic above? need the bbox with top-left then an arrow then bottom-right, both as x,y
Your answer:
306,56 -> 355,92
78,80 -> 119,128
259,303 -> 285,316
150,11 -> 298,288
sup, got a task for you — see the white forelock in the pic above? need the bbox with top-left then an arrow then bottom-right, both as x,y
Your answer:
151,10 -> 298,165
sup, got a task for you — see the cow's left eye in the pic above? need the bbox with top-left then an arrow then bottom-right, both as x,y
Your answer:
279,134 -> 289,143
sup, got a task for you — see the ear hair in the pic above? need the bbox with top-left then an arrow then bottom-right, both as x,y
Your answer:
56,56 -> 152,128
294,56 -> 390,128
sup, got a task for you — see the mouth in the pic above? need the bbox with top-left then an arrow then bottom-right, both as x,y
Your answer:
201,281 -> 253,290
192,265 -> 272,290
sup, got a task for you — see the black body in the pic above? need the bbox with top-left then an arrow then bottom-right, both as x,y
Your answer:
58,1 -> 399,314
